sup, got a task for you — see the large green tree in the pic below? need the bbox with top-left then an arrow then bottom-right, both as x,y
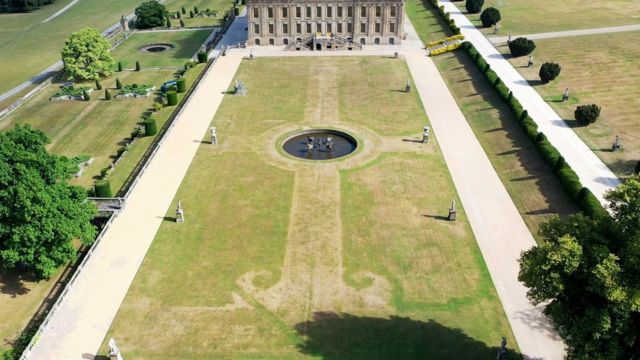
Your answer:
0,125 -> 96,279
61,27 -> 115,80
519,175 -> 640,359
134,0 -> 168,29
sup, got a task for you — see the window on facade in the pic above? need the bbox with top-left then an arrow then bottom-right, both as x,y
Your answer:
283,23 -> 288,33
375,22 -> 380,33
390,6 -> 396,17
337,6 -> 342,17
316,6 -> 322,17
327,23 -> 332,33
306,6 -> 311,17
254,23 -> 259,34
253,7 -> 259,18
306,23 -> 312,33
374,37 -> 380,44
282,7 -> 288,18
267,7 -> 273,18
360,38 -> 365,45
347,22 -> 353,32
360,22 -> 365,33
389,37 -> 395,45
337,23 -> 342,33
296,6 -> 301,17
360,6 -> 366,17
327,6 -> 332,17
269,38 -> 274,45
255,39 -> 260,45
347,6 -> 353,17
268,23 -> 274,34
284,38 -> 289,45
390,22 -> 395,33
375,6 -> 381,17
296,23 -> 301,34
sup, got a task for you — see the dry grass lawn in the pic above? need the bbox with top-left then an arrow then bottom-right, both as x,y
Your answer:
500,32 -> 640,177
101,57 -> 517,359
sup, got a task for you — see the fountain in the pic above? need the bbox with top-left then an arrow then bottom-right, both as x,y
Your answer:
283,129 -> 357,160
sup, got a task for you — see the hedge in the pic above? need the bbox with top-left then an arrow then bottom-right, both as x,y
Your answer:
197,51 -> 208,63
143,117 -> 158,136
166,90 -> 178,106
176,78 -> 186,93
459,40 -> 607,217
94,179 -> 113,198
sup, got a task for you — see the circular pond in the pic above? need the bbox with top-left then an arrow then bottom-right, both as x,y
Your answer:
283,129 -> 357,160
140,43 -> 174,53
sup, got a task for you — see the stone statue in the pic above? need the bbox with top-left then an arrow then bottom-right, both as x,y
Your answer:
176,200 -> 184,223
527,55 -> 534,68
120,15 -> 129,33
612,135 -> 621,152
496,337 -> 507,360
108,338 -> 123,360
448,200 -> 457,221
405,79 -> 411,93
422,126 -> 430,143
562,87 -> 570,102
210,127 -> 217,145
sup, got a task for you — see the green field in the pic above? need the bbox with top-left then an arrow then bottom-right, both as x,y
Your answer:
456,0 -> 640,35
101,57 -> 518,359
499,32 -> 640,178
164,0 -> 235,27
110,30 -> 212,69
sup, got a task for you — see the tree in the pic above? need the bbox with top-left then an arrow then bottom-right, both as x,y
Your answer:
116,78 -> 122,89
82,89 -> 90,101
61,27 -> 115,81
134,0 -> 168,29
539,62 -> 561,83
176,10 -> 181,18
480,7 -> 500,27
181,6 -> 186,14
190,9 -> 194,18
105,89 -> 112,100
135,60 -> 141,71
519,175 -> 640,359
575,104 -> 601,125
465,0 -> 484,14
166,16 -> 171,27
0,125 -> 96,278
508,37 -> 536,57
180,19 -> 185,27
194,5 -> 199,13
95,79 -> 102,90
117,61 -> 123,72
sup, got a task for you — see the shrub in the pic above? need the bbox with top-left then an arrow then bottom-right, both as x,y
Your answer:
537,138 -> 561,166
234,7 -> 240,16
94,179 -> 112,198
496,82 -> 510,100
197,51 -> 208,63
153,102 -> 163,112
539,62 -> 561,83
554,156 -> 566,172
575,104 -> 601,125
557,167 -> 582,200
635,160 -> 640,174
166,90 -> 178,106
116,146 -> 127,157
176,78 -> 186,93
519,110 -> 529,122
521,116 -> 539,141
465,0 -> 484,14
95,79 -> 102,90
82,89 -> 90,101
194,6 -> 199,13
144,117 -> 158,136
117,61 -> 123,72
166,17 -> 171,27
105,89 -> 111,100
176,10 -> 181,18
180,19 -> 185,27
116,78 -> 122,89
480,7 -> 501,27
578,188 -> 606,218
135,61 -> 141,71
181,6 -> 186,14
508,37 -> 536,57
190,10 -> 194,18
134,1 -> 168,29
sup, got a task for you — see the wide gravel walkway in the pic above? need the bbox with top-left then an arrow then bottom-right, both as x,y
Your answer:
25,51 -> 245,360
441,0 -> 621,205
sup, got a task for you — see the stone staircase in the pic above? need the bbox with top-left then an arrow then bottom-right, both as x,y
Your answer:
286,34 -> 362,51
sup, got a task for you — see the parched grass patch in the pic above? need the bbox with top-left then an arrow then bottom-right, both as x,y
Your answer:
500,32 -> 640,177
110,30 -> 211,69
457,0 -> 640,35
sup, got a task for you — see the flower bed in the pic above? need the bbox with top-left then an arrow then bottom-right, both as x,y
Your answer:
114,84 -> 155,99
50,85 -> 92,101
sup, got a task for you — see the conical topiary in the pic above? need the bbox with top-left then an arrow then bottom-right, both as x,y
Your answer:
116,78 -> 122,89
117,61 -> 123,72
135,61 -> 141,71
82,89 -> 90,101
95,79 -> 102,90
180,19 -> 185,27
105,89 -> 112,100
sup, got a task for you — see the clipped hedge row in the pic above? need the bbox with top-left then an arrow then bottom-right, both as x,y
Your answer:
460,41 -> 606,218
427,1 -> 461,35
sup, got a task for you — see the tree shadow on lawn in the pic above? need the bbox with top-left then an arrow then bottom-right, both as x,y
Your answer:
0,270 -> 33,297
294,312 -> 521,360
443,50 -> 578,220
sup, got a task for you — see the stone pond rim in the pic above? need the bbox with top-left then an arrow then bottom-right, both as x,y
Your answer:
282,129 -> 358,161
139,43 -> 175,53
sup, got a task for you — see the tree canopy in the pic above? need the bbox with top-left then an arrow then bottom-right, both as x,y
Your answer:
61,27 -> 115,81
134,0 -> 168,29
0,125 -> 96,278
519,175 -> 640,359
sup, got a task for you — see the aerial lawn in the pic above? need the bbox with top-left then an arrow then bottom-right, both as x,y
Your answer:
102,56 -> 517,359
455,0 -> 640,36
110,30 -> 212,69
163,0 -> 235,27
501,32 -> 640,177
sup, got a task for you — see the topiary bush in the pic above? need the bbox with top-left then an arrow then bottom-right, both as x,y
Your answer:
465,0 -> 484,14
575,104 -> 601,125
117,61 -> 123,72
480,7 -> 500,27
95,80 -> 102,90
176,78 -> 186,93
539,62 -> 561,83
166,17 -> 172,27
82,90 -> 90,101
234,7 -> 240,16
166,90 -> 178,106
135,61 -> 141,71
143,117 -> 158,136
180,19 -> 185,27
578,187 -> 606,218
508,37 -> 536,57
116,78 -> 122,89
181,6 -> 186,14
197,51 -> 208,63
105,89 -> 111,100
94,179 -> 112,198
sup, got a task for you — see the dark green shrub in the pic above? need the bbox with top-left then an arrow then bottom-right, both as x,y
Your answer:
465,0 -> 484,14
117,61 -> 123,72
578,187 -> 606,218
485,69 -> 498,83
508,37 -> 536,57
554,156 -> 566,172
95,79 -> 102,90
143,117 -> 158,135
197,51 -> 208,63
116,146 -> 127,157
176,78 -> 186,93
180,19 -> 185,27
519,110 -> 529,122
181,6 -> 186,14
635,160 -> 640,174
135,61 -> 141,71
190,10 -> 194,18
105,89 -> 111,100
166,90 -> 178,106
496,82 -> 510,100
509,97 -> 524,117
536,132 -> 546,143
539,62 -> 561,83
194,6 -> 199,13
82,90 -> 90,101
557,167 -> 582,200
166,17 -> 171,27
234,7 -> 240,16
461,41 -> 472,50
575,104 -> 601,125
134,1 -> 168,29
521,117 -> 539,141
493,77 -> 501,88
176,10 -> 181,18
537,138 -> 561,167
94,179 -> 112,198
116,78 -> 122,89
480,7 -> 501,27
